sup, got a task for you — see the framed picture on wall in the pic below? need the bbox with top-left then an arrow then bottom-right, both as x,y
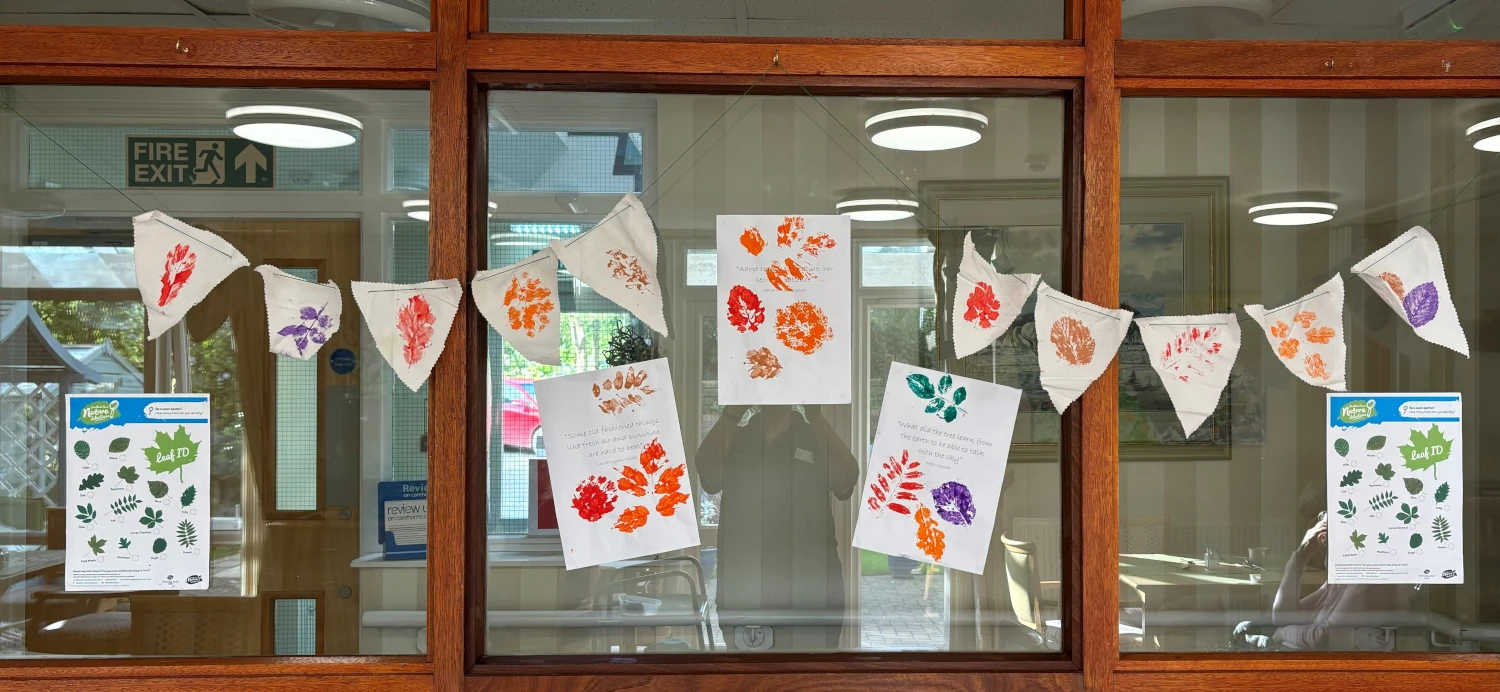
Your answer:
528,458 -> 559,536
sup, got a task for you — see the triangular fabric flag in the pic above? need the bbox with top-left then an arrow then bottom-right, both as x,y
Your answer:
1350,225 -> 1469,357
1034,282 -> 1132,412
255,266 -> 342,361
952,233 -> 1041,360
1133,314 -> 1241,436
472,250 -> 561,366
132,211 -> 249,340
1243,273 -> 1347,391
350,279 -> 463,392
549,193 -> 668,336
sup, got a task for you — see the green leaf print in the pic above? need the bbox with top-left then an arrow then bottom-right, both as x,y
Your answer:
180,485 -> 196,508
1377,533 -> 1389,544
152,538 -> 167,554
1334,438 -> 1350,457
906,373 -> 936,399
143,425 -> 201,481
117,466 -> 138,484
1399,424 -> 1452,478
108,437 -> 130,454
78,473 -> 104,491
87,535 -> 106,556
1337,500 -> 1356,519
147,480 -> 169,499
109,495 -> 140,515
1404,477 -> 1424,496
74,504 -> 96,523
1367,435 -> 1387,451
73,440 -> 90,460
1409,533 -> 1423,549
1349,531 -> 1367,550
1368,491 -> 1395,511
925,399 -> 945,413
1396,503 -> 1419,525
938,374 -> 952,394
1434,482 -> 1450,504
176,520 -> 197,548
1432,516 -> 1452,543
1339,470 -> 1362,487
952,387 -> 967,406
942,406 -> 958,423
117,537 -> 131,550
1374,463 -> 1395,481
139,507 -> 164,529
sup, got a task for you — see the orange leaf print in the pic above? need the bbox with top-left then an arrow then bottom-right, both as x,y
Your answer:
502,272 -> 555,338
765,262 -> 792,292
604,249 -> 651,291
1276,338 -> 1300,360
1049,316 -> 1096,366
739,227 -> 766,256
1270,321 -> 1290,339
614,506 -> 649,533
1379,272 -> 1406,299
783,258 -> 808,281
656,492 -> 690,517
618,466 -> 648,497
638,438 -> 666,475
801,233 -> 836,257
1305,352 -> 1329,380
1292,311 -> 1317,329
745,347 -> 783,379
775,301 -> 833,355
776,216 -> 805,247
654,464 -> 685,495
914,506 -> 946,562
1305,326 -> 1335,344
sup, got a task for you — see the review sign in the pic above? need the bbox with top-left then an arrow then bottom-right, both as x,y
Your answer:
127,136 -> 275,188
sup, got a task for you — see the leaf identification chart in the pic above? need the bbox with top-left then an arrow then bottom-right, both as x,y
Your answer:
533,358 -> 700,570
66,394 -> 211,592
853,362 -> 1023,574
716,214 -> 851,405
1327,393 -> 1462,585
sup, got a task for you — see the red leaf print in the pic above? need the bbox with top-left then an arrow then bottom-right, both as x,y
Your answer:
1158,324 -> 1223,383
397,295 -> 437,366
868,450 -> 924,516
726,285 -> 766,332
888,503 -> 913,515
963,282 -> 1002,328
571,476 -> 618,523
158,243 -> 197,307
638,438 -> 666,475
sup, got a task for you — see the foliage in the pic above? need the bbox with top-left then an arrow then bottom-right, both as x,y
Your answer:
868,450 -> 924,516
32,301 -> 145,374
87,535 -> 106,555
108,437 -> 130,454
1339,470 -> 1362,487
1374,463 -> 1394,481
907,373 -> 966,423
1333,438 -> 1349,457
74,440 -> 90,460
176,520 -> 197,548
117,466 -> 138,484
1404,477 -> 1424,496
78,473 -> 104,491
1349,530 -> 1367,550
1366,435 -> 1387,451
1409,533 -> 1423,549
180,485 -> 196,508
1434,482 -> 1450,504
1396,503 -> 1419,525
1432,516 -> 1452,543
1368,491 -> 1395,511
109,495 -> 140,515
1378,533 -> 1389,544
139,507 -> 164,529
1399,424 -> 1452,477
144,425 -> 200,480
75,504 -> 96,523
1337,500 -> 1356,519
604,324 -> 657,367
147,480 -> 169,499
118,537 -> 131,550
152,538 -> 167,554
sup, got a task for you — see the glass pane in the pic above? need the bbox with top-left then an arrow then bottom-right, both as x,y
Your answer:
1123,1 -> 1500,39
1119,97 -> 1500,653
0,1 -> 430,31
485,90 -> 1066,655
0,85 -> 430,657
488,0 -> 1064,38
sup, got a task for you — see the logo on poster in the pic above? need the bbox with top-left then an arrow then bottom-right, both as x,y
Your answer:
77,400 -> 120,425
1338,399 -> 1377,424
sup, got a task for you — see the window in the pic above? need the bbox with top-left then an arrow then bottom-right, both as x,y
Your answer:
1122,1 -> 1500,39
484,89 -> 1067,655
0,1 -> 431,31
1118,97 -> 1500,653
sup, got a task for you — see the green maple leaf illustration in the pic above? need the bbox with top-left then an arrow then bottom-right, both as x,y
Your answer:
117,466 -> 138,484
87,535 -> 106,555
117,537 -> 131,550
1339,470 -> 1362,487
1377,533 -> 1389,544
1434,482 -> 1450,504
1432,516 -> 1452,543
78,473 -> 104,491
1399,424 -> 1452,478
1396,502 -> 1419,525
1337,499 -> 1356,519
1374,463 -> 1394,481
144,425 -> 200,481
147,480 -> 169,499
1333,438 -> 1350,457
1349,530 -> 1366,550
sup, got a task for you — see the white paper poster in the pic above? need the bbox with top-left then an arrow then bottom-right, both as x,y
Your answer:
65,394 -> 211,592
1350,226 -> 1470,358
133,211 -> 249,340
534,358 -> 699,570
256,265 -> 342,361
1327,393 -> 1462,584
1133,314 -> 1241,436
350,279 -> 463,392
472,250 -> 561,366
715,214 -> 852,405
852,363 -> 1022,574
1034,282 -> 1132,413
1243,273 -> 1347,391
549,193 -> 668,336
952,233 -> 1040,360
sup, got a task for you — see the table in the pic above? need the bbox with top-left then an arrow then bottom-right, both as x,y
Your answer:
1119,553 -> 1327,648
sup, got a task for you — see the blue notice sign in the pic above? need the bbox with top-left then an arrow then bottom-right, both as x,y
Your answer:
329,348 -> 356,375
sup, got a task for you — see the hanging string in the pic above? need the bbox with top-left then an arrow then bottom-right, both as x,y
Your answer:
0,94 -> 150,214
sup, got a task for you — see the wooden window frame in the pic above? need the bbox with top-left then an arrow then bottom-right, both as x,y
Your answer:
0,0 -> 1493,688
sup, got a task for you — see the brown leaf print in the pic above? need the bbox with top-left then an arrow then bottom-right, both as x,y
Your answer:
1277,338 -> 1301,360
775,301 -> 833,355
1379,272 -> 1406,299
776,216 -> 805,247
1305,326 -> 1335,344
1049,316 -> 1096,366
745,347 -> 783,379
604,249 -> 651,291
1305,352 -> 1330,380
740,227 -> 766,256
502,272 -> 555,338
594,366 -> 657,414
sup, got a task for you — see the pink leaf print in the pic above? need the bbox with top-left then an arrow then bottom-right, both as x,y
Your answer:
396,295 -> 437,366
867,450 -> 924,516
1159,325 -> 1223,384
158,243 -> 197,307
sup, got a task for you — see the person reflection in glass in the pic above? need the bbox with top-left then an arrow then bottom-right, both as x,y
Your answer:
696,404 -> 858,651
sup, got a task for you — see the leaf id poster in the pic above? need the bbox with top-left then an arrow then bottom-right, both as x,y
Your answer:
65,394 -> 211,592
716,214 -> 852,405
852,363 -> 1023,574
1327,393 -> 1462,585
532,358 -> 700,570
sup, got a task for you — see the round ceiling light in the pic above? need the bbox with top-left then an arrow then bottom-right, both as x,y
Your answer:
864,108 -> 988,152
835,193 -> 920,222
1466,116 -> 1500,152
226,105 -> 362,150
1248,201 -> 1338,226
403,200 -> 497,221
248,0 -> 430,31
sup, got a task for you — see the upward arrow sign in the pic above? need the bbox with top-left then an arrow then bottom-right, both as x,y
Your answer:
235,145 -> 267,185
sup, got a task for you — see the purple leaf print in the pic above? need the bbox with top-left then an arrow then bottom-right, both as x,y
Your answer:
1402,281 -> 1439,328
299,306 -> 321,321
276,304 -> 332,356
278,324 -> 309,337
931,481 -> 976,526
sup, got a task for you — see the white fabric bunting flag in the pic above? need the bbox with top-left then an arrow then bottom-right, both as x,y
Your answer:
351,279 -> 463,392
132,211 -> 249,340
1243,273 -> 1347,391
472,250 -> 561,366
549,193 -> 668,336
952,233 -> 1041,360
1133,315 -> 1241,436
1034,282 -> 1133,413
1350,225 -> 1470,357
256,266 -> 342,361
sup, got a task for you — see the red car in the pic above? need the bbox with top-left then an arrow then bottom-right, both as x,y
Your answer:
497,378 -> 544,453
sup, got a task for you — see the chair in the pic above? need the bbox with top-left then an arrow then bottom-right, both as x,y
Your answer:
1000,532 -> 1156,650
1120,515 -> 1171,555
592,556 -> 714,652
